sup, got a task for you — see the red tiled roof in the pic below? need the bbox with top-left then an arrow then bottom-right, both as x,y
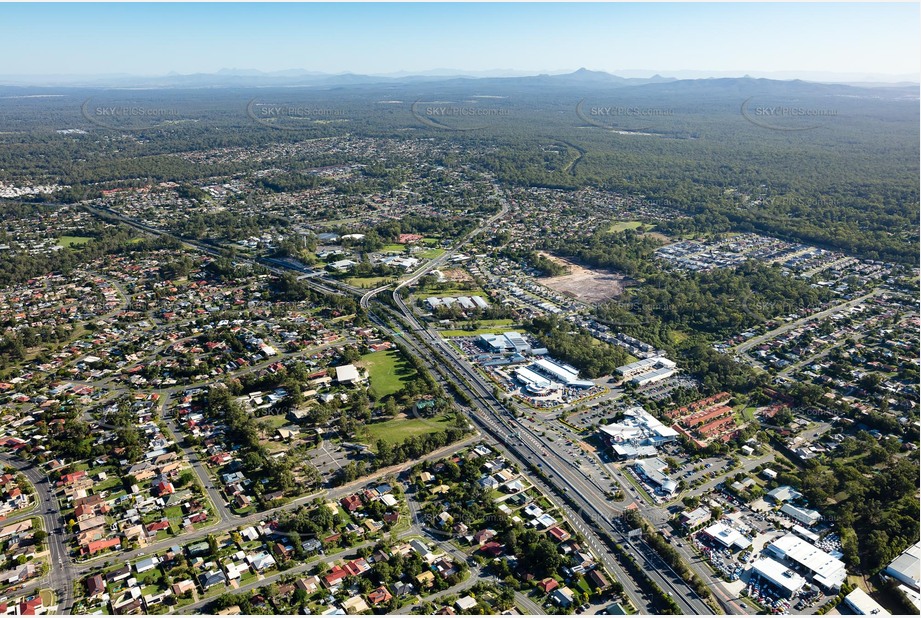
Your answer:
323,566 -> 348,587
369,586 -> 393,605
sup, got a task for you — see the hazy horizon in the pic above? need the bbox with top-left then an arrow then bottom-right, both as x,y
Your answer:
0,2 -> 917,84
0,67 -> 917,88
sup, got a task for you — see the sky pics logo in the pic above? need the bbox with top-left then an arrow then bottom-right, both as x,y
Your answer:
81,98 -> 182,131
576,99 -> 675,133
410,98 -> 510,131
246,99 -> 347,130
740,96 -> 838,131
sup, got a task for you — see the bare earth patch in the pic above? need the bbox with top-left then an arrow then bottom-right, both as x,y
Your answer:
644,231 -> 670,242
537,252 -> 627,304
440,268 -> 474,283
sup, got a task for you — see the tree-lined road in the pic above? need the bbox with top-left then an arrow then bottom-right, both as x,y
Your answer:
62,194 -> 720,615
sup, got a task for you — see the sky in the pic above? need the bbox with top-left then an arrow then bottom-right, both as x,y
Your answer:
0,2 -> 918,80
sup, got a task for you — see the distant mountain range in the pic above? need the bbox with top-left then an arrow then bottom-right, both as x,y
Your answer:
0,67 -> 916,89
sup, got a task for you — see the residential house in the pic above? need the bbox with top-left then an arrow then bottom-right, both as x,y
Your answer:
296,576 -> 321,594
86,574 -> 106,598
539,578 -> 559,594
344,558 -> 371,576
83,537 -> 121,556
106,565 -> 132,583
247,552 -> 276,572
368,586 -> 393,606
392,581 -> 414,597
302,538 -> 323,554
341,595 -> 369,614
587,569 -> 610,590
171,580 -> 196,596
199,570 -> 227,590
146,520 -> 170,535
134,556 -> 159,574
547,526 -> 571,542
341,495 -> 363,512
551,587 -> 575,607
455,596 -> 478,612
323,566 -> 348,589
433,558 -> 457,577
480,542 -> 504,558
74,503 -> 97,522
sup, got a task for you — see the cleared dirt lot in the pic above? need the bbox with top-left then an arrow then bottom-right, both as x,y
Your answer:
440,268 -> 474,283
537,252 -> 627,304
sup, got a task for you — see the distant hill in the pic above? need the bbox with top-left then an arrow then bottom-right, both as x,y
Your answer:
1,68 -> 912,91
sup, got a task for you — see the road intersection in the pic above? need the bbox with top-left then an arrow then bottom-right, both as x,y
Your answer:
40,193 -> 737,615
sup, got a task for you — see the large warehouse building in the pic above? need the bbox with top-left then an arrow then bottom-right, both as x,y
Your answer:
598,407 -> 679,459
512,357 -> 594,396
701,522 -> 752,551
616,357 -> 677,386
632,457 -> 678,496
766,533 -> 847,592
749,557 -> 807,599
514,366 -> 555,396
478,331 -> 532,355
884,540 -> 920,593
780,503 -> 821,527
842,588 -> 890,615
530,357 -> 595,389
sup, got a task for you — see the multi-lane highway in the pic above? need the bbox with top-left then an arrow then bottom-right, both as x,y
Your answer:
386,315 -> 715,614
351,196 -> 715,614
69,195 -> 724,614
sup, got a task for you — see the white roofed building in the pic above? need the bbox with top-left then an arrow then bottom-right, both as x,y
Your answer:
766,533 -> 847,592
514,366 -> 556,396
701,522 -> 751,551
750,557 -> 806,598
631,366 -> 676,386
428,295 -> 491,311
633,458 -> 678,495
791,525 -> 820,544
478,331 -> 530,354
885,541 -> 921,592
766,485 -> 803,504
330,259 -> 358,271
335,364 -> 362,385
780,503 -> 821,527
530,357 -> 594,389
503,331 -> 531,354
599,406 -> 679,459
617,356 -> 676,378
843,588 -> 890,615
679,506 -> 712,530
